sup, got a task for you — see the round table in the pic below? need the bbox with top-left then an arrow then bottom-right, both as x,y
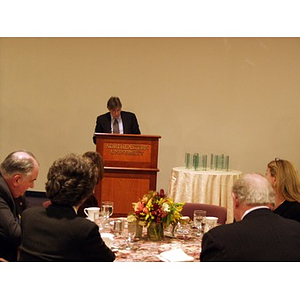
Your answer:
167,166 -> 243,223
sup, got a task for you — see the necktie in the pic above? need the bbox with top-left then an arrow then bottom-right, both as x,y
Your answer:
113,119 -> 119,133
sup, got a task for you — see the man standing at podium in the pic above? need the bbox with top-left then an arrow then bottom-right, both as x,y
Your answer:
93,96 -> 141,144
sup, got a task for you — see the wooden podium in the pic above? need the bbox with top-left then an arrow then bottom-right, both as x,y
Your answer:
94,133 -> 161,217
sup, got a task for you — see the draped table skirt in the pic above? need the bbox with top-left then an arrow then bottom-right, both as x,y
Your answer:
167,167 -> 243,223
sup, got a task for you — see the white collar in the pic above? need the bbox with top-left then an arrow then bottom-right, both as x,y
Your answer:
110,114 -> 121,121
241,206 -> 270,220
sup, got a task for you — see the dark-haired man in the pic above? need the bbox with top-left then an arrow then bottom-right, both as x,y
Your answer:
93,96 -> 141,144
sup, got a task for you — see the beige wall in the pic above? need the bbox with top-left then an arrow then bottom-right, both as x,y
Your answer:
0,37 -> 299,193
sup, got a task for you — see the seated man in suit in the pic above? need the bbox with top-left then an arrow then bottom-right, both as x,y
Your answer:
93,96 -> 141,144
0,150 -> 40,261
200,173 -> 300,261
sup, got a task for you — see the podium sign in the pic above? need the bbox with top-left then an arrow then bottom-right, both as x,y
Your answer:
95,133 -> 161,217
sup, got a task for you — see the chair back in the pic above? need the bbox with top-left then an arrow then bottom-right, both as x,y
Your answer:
181,202 -> 227,224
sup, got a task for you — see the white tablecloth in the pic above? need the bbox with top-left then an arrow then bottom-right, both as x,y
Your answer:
167,167 -> 243,223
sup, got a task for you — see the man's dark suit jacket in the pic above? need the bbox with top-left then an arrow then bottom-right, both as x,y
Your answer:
200,208 -> 300,262
93,111 -> 141,144
19,204 -> 115,262
0,174 -> 23,261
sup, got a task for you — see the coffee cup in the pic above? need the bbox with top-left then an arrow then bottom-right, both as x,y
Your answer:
84,207 -> 100,221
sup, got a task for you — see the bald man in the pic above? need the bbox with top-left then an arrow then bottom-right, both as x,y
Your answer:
0,150 -> 39,261
200,173 -> 300,261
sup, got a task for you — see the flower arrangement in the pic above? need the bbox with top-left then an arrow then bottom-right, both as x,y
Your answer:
132,189 -> 184,228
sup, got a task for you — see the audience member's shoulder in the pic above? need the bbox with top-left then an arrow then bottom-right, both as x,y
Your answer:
75,215 -> 98,227
278,212 -> 300,226
73,216 -> 100,236
292,200 -> 300,209
22,206 -> 45,215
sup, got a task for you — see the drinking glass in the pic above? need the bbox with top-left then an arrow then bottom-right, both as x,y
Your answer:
95,214 -> 107,232
113,219 -> 124,236
174,222 -> 190,240
101,201 -> 114,218
204,216 -> 218,233
126,220 -> 136,250
193,210 -> 206,237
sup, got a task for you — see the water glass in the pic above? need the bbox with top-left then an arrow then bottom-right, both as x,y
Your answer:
113,219 -> 123,236
193,210 -> 206,236
95,215 -> 107,231
174,222 -> 190,240
126,220 -> 136,250
101,201 -> 114,218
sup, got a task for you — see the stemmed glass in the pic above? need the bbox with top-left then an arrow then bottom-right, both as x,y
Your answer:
101,201 -> 114,218
193,210 -> 206,237
174,222 -> 190,240
100,201 -> 113,230
95,214 -> 107,232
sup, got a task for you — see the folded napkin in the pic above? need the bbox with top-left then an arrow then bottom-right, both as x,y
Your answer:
100,233 -> 114,248
157,249 -> 194,262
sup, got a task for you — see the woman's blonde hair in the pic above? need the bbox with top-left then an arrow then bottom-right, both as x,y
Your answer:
267,158 -> 300,202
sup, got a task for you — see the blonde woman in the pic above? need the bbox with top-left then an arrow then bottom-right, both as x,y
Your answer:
266,158 -> 300,222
